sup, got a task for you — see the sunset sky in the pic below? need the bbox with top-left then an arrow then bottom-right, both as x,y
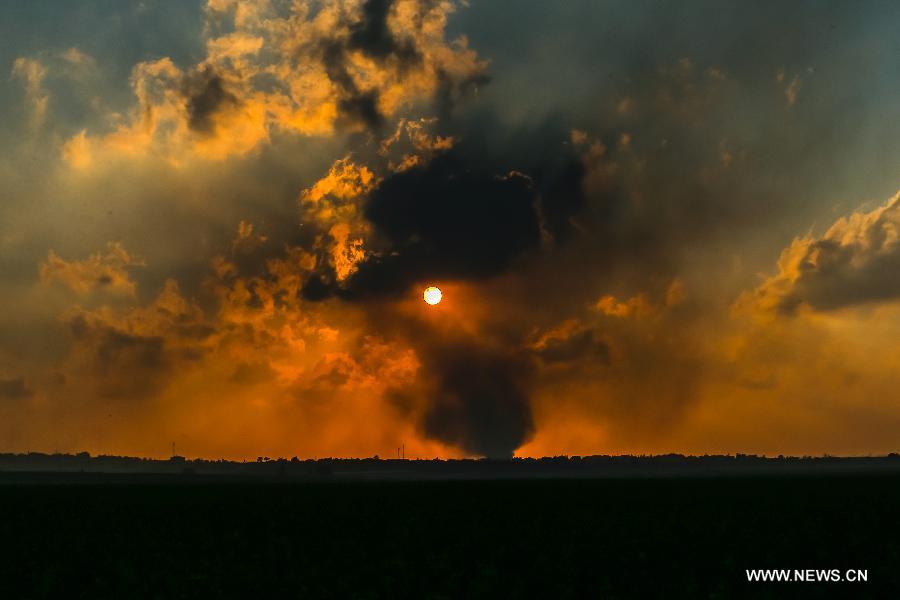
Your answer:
3,0 -> 900,459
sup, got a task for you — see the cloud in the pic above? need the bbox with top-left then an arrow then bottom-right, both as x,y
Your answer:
529,320 -> 610,366
777,68 -> 804,107
230,220 -> 269,255
62,279 -> 211,400
287,123 -> 590,457
595,293 -> 656,319
344,151 -> 542,295
321,0 -> 427,129
10,0 -> 900,460
301,138 -> 587,300
0,377 -> 33,400
349,0 -> 420,66
60,47 -> 97,70
595,280 -> 685,320
40,242 -> 144,296
420,340 -> 535,458
741,192 -> 900,315
183,67 -> 241,134
379,117 -> 454,170
229,360 -> 277,386
69,315 -> 170,400
11,57 -> 49,127
301,157 -> 377,225
61,0 -> 488,166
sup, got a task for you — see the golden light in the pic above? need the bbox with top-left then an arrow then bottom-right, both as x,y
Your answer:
423,286 -> 443,305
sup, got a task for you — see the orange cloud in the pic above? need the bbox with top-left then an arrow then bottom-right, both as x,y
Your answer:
40,243 -> 144,296
594,280 -> 684,319
60,0 -> 487,169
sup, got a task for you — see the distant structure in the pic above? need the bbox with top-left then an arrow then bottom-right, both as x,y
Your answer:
170,441 -> 185,464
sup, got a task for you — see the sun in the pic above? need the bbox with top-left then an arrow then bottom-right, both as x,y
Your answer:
423,286 -> 442,305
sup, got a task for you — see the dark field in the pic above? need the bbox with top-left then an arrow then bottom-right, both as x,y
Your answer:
1,475 -> 897,598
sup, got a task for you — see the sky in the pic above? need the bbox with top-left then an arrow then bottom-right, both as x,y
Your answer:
2,0 -> 900,459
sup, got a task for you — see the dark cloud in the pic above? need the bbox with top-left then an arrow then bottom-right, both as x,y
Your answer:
434,67 -> 491,120
230,361 -> 277,386
0,377 -> 33,400
173,321 -> 216,340
183,67 -> 239,134
294,135 -> 589,457
319,0 -> 480,130
420,341 -> 535,458
289,354 -> 360,406
321,0 -> 427,131
335,296 -> 540,458
348,0 -> 420,68
299,272 -> 335,302
533,329 -> 610,365
320,40 -> 385,130
358,153 -> 539,285
337,90 -> 383,131
783,241 -> 900,313
67,314 -> 176,400
303,145 -> 587,300
536,157 -> 589,243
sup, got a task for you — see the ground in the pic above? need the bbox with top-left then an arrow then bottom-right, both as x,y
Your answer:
1,474 -> 896,598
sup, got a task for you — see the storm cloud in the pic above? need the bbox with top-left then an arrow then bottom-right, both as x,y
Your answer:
303,142 -> 587,300
4,0 -> 900,459
296,140 -> 587,456
421,342 -> 535,458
